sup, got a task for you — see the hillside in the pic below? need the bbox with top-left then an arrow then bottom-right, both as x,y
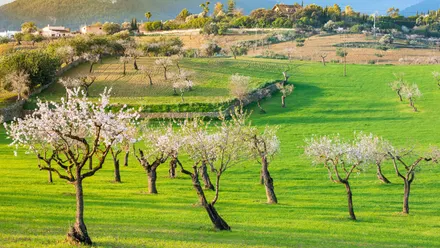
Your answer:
0,0 -> 277,31
402,0 -> 440,16
0,0 -> 421,31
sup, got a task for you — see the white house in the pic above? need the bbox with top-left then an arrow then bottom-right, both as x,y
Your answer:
40,25 -> 73,38
0,31 -> 19,38
80,24 -> 106,35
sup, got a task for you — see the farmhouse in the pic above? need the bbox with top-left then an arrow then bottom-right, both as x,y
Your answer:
40,25 -> 72,38
272,4 -> 301,17
80,24 -> 106,35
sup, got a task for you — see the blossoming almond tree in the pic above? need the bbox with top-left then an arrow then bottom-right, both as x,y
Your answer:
246,125 -> 280,204
180,109 -> 248,230
400,83 -> 422,112
4,88 -> 139,245
305,133 -> 375,220
134,122 -> 181,194
386,146 -> 438,214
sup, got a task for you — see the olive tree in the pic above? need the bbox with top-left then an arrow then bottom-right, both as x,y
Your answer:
83,53 -> 100,73
4,88 -> 139,245
5,70 -> 31,101
305,133 -> 375,220
401,83 -> 422,112
179,109 -> 247,230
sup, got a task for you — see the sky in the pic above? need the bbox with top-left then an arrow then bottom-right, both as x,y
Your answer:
0,0 -> 13,6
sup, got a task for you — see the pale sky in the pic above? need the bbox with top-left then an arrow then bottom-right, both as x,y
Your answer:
0,0 -> 13,6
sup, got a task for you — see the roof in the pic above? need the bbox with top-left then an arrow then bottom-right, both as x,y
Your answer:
272,4 -> 300,14
43,26 -> 70,32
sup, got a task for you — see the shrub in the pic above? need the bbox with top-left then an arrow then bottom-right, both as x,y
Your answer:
143,21 -> 163,32
368,60 -> 376,64
379,34 -> 394,45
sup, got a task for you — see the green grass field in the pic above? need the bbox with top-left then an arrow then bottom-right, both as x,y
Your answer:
1,58 -> 440,247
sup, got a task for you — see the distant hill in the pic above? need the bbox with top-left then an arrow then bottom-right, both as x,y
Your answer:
0,0 -> 278,31
402,0 -> 440,16
0,0 -> 422,31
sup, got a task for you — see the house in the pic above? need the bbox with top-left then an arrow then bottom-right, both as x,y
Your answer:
80,24 -> 106,35
40,25 -> 73,38
0,30 -> 19,38
272,4 -> 301,17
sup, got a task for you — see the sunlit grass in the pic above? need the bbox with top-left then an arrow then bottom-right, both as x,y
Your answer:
1,58 -> 440,247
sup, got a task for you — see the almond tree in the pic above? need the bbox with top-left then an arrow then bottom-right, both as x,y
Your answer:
386,146 -> 437,214
5,70 -> 30,101
305,133 -> 375,220
246,125 -> 280,204
125,48 -> 144,70
141,65 -> 158,86
4,88 -> 139,245
120,56 -> 132,76
401,83 -> 422,112
59,77 -> 82,100
368,135 -> 392,184
277,83 -> 294,108
433,71 -> 440,88
155,57 -> 173,80
180,109 -> 247,230
56,46 -> 76,65
110,126 -> 136,183
134,123 -> 180,194
78,75 -> 97,97
388,72 -> 406,102
320,53 -> 328,66
83,53 -> 100,73
229,74 -> 251,105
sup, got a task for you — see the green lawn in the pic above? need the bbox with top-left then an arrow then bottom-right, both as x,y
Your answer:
1,58 -> 440,247
25,57 -> 273,109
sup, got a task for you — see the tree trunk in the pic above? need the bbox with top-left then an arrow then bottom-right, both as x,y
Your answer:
410,99 -> 417,112
147,169 -> 158,194
261,157 -> 277,204
114,158 -> 121,183
397,90 -> 403,102
322,57 -> 326,66
344,56 -> 347,77
48,163 -> 53,183
343,181 -> 356,220
190,169 -> 230,230
281,96 -> 286,108
124,152 -> 129,167
148,75 -> 153,86
259,169 -> 264,185
199,162 -> 214,190
169,158 -> 177,178
123,63 -> 126,76
89,63 -> 94,73
403,180 -> 411,214
376,164 -> 391,184
257,100 -> 266,114
134,59 -> 138,70
164,68 -> 167,80
88,157 -> 93,170
67,178 -> 92,245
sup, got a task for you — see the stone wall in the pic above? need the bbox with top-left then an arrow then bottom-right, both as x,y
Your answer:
140,81 -> 281,120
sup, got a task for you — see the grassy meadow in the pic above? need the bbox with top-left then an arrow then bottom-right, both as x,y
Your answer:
1,58 -> 440,247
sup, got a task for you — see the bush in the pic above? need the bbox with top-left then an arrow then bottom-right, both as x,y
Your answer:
379,34 -> 394,45
0,49 -> 61,89
368,60 -> 376,64
0,37 -> 10,44
202,42 -> 222,57
142,37 -> 183,57
201,22 -> 229,35
143,21 -> 163,32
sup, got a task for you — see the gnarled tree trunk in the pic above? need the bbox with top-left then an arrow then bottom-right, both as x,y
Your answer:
89,63 -> 94,73
261,157 -> 277,204
343,181 -> 356,220
147,169 -> 158,194
124,152 -> 129,167
403,179 -> 411,214
48,164 -> 53,183
134,59 -> 138,70
199,162 -> 214,190
281,96 -> 286,108
190,168 -> 230,230
376,164 -> 391,184
169,158 -> 177,178
88,157 -> 93,170
114,159 -> 121,183
67,178 -> 92,245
